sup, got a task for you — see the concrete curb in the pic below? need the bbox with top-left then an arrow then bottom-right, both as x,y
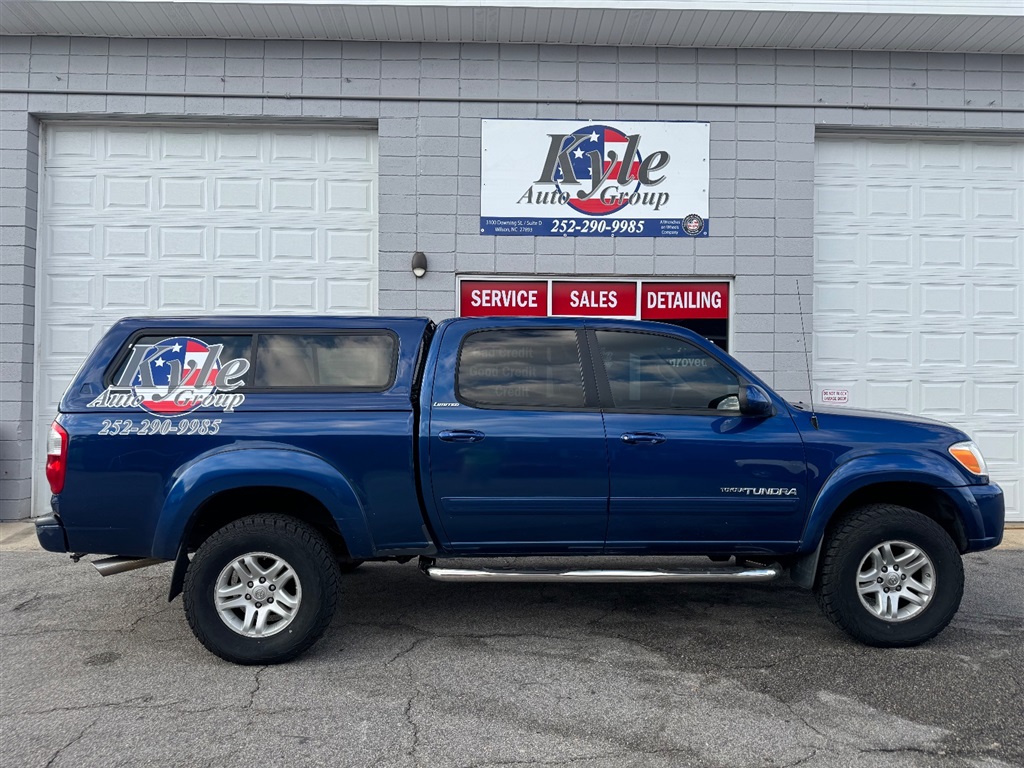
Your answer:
1,520 -> 1021,554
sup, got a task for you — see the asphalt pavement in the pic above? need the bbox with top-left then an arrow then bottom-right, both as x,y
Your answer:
1,532 -> 1022,768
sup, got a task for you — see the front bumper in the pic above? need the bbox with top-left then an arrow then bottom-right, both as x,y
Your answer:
964,483 -> 1005,552
35,514 -> 69,553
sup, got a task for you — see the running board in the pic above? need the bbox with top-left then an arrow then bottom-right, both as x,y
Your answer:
418,559 -> 782,584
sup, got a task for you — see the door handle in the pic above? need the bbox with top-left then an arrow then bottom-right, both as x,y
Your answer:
438,429 -> 486,443
620,431 -> 667,445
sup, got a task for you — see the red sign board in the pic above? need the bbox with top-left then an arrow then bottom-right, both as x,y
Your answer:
640,282 -> 729,319
459,279 -> 730,321
460,281 -> 548,317
551,281 -> 637,317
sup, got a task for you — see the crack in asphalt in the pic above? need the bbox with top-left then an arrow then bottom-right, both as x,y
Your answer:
385,635 -> 433,668
456,746 -> 700,768
782,748 -> 819,768
126,603 -> 177,633
778,698 -> 829,741
403,687 -> 423,768
43,716 -> 98,768
246,665 -> 268,711
2,695 -> 173,718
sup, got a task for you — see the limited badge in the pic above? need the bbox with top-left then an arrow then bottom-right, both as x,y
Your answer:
683,214 -> 705,236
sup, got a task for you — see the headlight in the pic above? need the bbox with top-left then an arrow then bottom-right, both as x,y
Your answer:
948,441 -> 988,477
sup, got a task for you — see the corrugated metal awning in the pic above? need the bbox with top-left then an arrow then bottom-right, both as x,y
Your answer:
2,1 -> 1022,53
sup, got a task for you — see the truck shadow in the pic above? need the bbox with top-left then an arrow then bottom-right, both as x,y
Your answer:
332,552 -> 1023,659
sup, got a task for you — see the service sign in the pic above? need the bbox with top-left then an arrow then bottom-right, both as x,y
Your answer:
460,281 -> 549,317
481,119 -> 710,238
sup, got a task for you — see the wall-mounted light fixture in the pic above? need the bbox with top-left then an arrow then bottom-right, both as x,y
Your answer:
411,251 -> 428,278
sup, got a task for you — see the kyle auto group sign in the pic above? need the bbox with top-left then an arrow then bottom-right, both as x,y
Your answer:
459,279 -> 729,320
480,120 -> 711,238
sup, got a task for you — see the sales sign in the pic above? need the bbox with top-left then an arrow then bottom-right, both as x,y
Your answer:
552,281 -> 636,317
481,119 -> 710,238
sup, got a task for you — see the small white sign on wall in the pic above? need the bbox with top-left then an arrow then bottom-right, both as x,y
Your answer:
821,389 -> 850,404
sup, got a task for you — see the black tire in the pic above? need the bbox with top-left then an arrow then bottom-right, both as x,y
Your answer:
814,504 -> 964,648
183,515 -> 340,665
337,559 -> 364,574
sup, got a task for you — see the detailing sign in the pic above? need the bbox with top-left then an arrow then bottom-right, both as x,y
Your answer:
481,120 -> 710,238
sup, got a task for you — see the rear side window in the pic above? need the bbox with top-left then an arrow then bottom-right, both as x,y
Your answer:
457,329 -> 586,409
254,333 -> 397,390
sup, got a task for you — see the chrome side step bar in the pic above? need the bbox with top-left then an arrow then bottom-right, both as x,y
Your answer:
92,556 -> 165,577
418,559 -> 782,584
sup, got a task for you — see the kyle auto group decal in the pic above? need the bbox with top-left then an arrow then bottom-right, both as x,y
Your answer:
87,337 -> 248,425
480,119 -> 710,237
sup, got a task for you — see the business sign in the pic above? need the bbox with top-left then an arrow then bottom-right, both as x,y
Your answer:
481,120 -> 710,238
459,278 -> 729,319
459,281 -> 549,316
551,281 -> 637,317
640,282 -> 729,320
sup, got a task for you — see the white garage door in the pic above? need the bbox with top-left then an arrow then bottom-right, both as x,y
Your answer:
33,123 -> 378,515
813,135 -> 1023,522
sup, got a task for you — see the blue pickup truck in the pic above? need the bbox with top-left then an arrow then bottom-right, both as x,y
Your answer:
37,316 -> 1004,664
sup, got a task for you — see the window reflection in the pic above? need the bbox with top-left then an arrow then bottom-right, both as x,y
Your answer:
255,333 -> 396,389
458,329 -> 586,409
596,331 -> 739,411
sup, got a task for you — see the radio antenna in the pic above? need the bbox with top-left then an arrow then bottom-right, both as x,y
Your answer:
796,279 -> 819,430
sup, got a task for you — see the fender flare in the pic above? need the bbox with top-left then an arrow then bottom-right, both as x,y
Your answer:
151,446 -> 375,562
790,452 -> 977,589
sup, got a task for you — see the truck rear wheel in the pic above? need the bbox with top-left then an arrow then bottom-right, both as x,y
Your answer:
183,515 -> 340,664
814,504 -> 964,648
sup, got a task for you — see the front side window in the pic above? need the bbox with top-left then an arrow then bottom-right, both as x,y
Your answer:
254,333 -> 397,390
595,330 -> 739,411
457,329 -> 586,409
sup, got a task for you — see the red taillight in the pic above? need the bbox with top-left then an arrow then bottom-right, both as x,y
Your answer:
45,421 -> 68,494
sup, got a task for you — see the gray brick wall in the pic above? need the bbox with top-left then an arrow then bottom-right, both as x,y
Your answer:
0,36 -> 1021,518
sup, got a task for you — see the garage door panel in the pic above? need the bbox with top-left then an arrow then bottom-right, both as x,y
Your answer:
46,127 -> 96,160
157,276 -> 207,311
919,380 -> 967,418
158,227 -> 205,260
975,380 -> 1022,416
974,284 -> 1020,318
32,123 -> 379,516
47,175 -> 96,209
973,186 -> 1020,221
815,136 -> 1024,522
104,175 -> 152,210
326,278 -> 375,312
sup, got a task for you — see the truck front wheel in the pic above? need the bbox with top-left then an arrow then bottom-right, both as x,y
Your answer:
183,515 -> 340,664
814,504 -> 964,648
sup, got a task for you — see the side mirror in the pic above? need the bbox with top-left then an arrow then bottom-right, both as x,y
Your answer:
738,384 -> 774,418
